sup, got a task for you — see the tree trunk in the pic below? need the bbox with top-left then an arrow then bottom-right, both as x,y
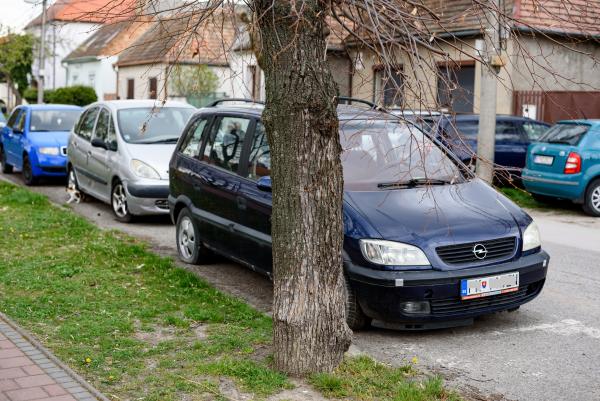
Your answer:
253,0 -> 352,375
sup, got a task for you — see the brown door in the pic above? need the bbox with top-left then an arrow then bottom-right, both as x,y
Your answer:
127,79 -> 134,99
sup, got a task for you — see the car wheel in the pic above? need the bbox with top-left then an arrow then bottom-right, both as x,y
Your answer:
66,166 -> 85,200
22,155 -> 37,186
0,146 -> 13,174
344,275 -> 370,331
111,180 -> 133,222
176,208 -> 214,264
582,179 -> 600,217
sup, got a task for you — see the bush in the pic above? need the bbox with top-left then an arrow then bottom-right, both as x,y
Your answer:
46,86 -> 97,106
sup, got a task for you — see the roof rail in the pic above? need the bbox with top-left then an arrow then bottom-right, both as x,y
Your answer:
337,97 -> 386,111
207,98 -> 265,107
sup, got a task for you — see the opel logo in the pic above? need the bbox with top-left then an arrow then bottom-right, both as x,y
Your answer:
473,244 -> 488,259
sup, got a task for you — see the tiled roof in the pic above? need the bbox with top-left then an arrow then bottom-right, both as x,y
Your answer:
116,12 -> 236,67
27,0 -> 138,27
64,19 -> 152,61
514,0 -> 600,36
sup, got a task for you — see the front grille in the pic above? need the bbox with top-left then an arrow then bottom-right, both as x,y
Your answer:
430,282 -> 543,316
436,237 -> 516,265
155,199 -> 169,210
41,166 -> 67,173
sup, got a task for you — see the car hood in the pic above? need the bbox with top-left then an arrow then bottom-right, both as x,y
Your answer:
28,131 -> 70,147
125,143 -> 176,180
344,179 -> 525,271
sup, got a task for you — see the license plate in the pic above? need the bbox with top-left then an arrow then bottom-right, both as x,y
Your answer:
460,272 -> 519,300
534,155 -> 554,165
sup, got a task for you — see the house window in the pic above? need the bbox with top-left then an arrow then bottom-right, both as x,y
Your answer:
127,79 -> 135,99
248,66 -> 261,101
437,64 -> 475,113
72,74 -> 79,84
149,77 -> 157,99
374,67 -> 403,107
88,73 -> 95,88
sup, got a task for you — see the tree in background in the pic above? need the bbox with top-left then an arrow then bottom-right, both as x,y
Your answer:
0,33 -> 34,105
169,64 -> 219,103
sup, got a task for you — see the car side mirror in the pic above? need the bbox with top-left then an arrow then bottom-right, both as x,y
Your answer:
12,128 -> 23,134
91,137 -> 107,149
256,176 -> 272,192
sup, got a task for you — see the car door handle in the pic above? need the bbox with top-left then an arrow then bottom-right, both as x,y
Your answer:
237,196 -> 247,211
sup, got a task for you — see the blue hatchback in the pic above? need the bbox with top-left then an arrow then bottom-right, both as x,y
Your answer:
0,105 -> 82,185
169,101 -> 550,330
522,120 -> 600,216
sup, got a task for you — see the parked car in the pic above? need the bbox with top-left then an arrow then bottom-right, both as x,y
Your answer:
67,100 -> 195,222
0,104 -> 82,185
168,100 -> 550,330
422,114 -> 550,178
522,120 -> 600,216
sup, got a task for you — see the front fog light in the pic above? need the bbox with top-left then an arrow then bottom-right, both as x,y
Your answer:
400,301 -> 431,315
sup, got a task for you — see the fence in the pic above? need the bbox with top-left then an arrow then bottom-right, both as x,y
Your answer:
513,90 -> 600,123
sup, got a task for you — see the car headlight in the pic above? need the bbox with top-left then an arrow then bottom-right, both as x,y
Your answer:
130,159 -> 160,179
522,222 -> 541,252
38,147 -> 60,156
359,239 -> 430,266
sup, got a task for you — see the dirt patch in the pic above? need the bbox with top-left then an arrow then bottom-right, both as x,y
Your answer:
267,380 -> 328,401
133,321 -> 176,346
218,378 -> 254,401
192,323 -> 209,340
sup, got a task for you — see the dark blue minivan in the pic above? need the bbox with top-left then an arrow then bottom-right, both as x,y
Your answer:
168,101 -> 550,330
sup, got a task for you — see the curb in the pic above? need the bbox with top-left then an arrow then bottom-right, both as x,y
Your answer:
0,311 -> 111,401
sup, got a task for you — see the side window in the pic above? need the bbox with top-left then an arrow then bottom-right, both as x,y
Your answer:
495,122 -> 522,143
247,121 -> 271,180
522,122 -> 549,141
107,116 -> 117,150
7,109 -> 21,128
15,111 -> 27,132
203,116 -> 250,173
179,117 -> 208,158
76,108 -> 99,141
94,109 -> 110,142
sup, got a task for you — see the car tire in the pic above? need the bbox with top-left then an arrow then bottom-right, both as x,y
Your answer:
176,207 -> 213,264
22,155 -> 37,186
111,180 -> 133,223
344,275 -> 370,331
582,179 -> 600,217
0,146 -> 13,174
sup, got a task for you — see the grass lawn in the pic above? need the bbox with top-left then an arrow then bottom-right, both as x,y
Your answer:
0,182 -> 460,401
499,187 -> 547,209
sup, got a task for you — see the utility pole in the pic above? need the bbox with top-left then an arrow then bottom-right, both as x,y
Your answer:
37,0 -> 48,104
476,0 -> 501,182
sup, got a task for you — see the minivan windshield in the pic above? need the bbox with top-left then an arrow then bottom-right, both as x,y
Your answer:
538,123 -> 589,146
117,107 -> 194,144
340,119 -> 466,191
30,109 -> 81,132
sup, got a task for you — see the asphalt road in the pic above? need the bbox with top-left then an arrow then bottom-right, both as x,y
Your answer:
2,172 -> 599,401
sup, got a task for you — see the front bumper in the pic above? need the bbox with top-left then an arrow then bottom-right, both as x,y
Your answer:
124,181 -> 170,216
522,169 -> 584,201
347,251 -> 549,326
32,153 -> 67,177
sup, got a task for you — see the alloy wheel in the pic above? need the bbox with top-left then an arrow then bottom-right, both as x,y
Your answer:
178,216 -> 196,260
112,183 -> 129,218
592,186 -> 600,212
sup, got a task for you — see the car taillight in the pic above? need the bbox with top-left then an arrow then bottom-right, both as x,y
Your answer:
564,152 -> 581,174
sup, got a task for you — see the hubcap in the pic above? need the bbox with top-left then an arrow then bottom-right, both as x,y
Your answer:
592,186 -> 600,212
112,184 -> 128,218
178,217 -> 196,259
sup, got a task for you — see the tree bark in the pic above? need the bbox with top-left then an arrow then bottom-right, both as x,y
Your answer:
252,0 -> 352,375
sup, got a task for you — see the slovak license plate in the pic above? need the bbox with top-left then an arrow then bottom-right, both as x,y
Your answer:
534,155 -> 554,165
460,272 -> 519,300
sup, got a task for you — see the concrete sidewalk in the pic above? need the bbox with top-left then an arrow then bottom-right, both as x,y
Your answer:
0,313 -> 106,401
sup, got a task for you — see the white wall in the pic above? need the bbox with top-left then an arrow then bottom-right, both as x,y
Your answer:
228,50 -> 265,100
66,55 -> 118,100
28,21 -> 98,90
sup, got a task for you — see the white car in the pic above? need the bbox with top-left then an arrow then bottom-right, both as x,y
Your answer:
67,100 -> 195,222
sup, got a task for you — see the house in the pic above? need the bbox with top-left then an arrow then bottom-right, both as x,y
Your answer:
63,19 -> 152,100
115,12 -> 236,104
346,0 -> 600,122
26,0 -> 137,90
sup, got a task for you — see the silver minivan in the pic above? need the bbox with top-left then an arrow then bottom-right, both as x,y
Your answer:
67,100 -> 195,222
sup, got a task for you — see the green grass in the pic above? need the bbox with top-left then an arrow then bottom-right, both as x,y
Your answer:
310,356 -> 461,401
0,182 -> 461,401
499,187 -> 547,209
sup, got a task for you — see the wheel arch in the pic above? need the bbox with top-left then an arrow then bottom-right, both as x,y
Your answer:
172,195 -> 193,223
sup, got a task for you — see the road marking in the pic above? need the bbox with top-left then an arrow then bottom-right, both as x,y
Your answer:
512,319 -> 600,339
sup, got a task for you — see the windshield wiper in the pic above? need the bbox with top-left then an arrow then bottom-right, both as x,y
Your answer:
138,138 -> 179,144
377,177 -> 452,189
545,140 -> 572,145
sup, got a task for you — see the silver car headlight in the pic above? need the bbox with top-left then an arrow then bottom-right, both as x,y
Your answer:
130,159 -> 160,179
522,222 -> 541,252
38,147 -> 60,155
359,239 -> 430,266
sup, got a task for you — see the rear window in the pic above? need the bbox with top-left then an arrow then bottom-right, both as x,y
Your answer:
30,109 -> 81,132
538,123 -> 589,146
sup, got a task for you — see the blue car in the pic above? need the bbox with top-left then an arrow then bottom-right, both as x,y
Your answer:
0,104 -> 82,185
522,120 -> 600,216
168,100 -> 549,330
422,114 -> 550,178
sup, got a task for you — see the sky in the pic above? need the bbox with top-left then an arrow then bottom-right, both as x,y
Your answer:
0,0 -> 49,33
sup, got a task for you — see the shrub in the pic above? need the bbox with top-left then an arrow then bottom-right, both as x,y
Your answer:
46,86 -> 97,106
